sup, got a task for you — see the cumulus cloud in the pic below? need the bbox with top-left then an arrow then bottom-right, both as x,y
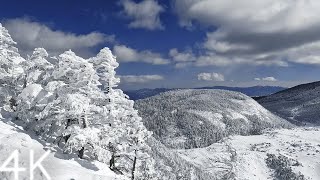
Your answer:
113,45 -> 169,65
197,72 -> 225,81
4,18 -> 114,57
169,48 -> 197,68
169,48 -> 196,62
173,0 -> 320,66
120,75 -> 164,83
255,77 -> 278,82
120,0 -> 165,30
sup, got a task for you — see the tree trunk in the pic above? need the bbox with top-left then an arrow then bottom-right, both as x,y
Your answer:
81,114 -> 88,128
9,97 -> 17,112
131,150 -> 137,180
110,153 -> 115,170
78,147 -> 85,159
63,134 -> 71,143
23,75 -> 27,88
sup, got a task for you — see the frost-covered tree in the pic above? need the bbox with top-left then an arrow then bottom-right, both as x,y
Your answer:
16,83 -> 50,127
10,40 -> 158,179
22,48 -> 53,87
89,49 -> 157,179
89,47 -> 120,94
15,48 -> 54,124
34,50 -> 105,158
0,23 -> 25,114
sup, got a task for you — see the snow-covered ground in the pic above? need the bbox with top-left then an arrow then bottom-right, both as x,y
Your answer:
176,127 -> 320,180
0,120 -> 122,180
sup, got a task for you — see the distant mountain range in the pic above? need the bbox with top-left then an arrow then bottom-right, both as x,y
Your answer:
125,86 -> 286,100
257,81 -> 320,125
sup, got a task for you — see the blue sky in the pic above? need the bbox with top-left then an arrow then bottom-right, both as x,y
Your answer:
1,0 -> 320,90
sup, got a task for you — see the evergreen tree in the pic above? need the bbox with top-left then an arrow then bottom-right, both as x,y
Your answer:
35,50 -> 105,158
89,47 -> 120,94
22,48 -> 53,87
0,23 -> 25,115
89,48 -> 157,179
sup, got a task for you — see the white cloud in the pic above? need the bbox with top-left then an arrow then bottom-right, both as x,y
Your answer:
173,0 -> 320,66
113,45 -> 169,65
204,31 -> 252,53
262,77 -> 277,81
169,48 -> 198,68
195,54 -> 233,67
120,0 -> 165,30
120,75 -> 164,83
174,0 -> 320,33
169,48 -> 196,62
169,48 -> 233,68
3,18 -> 114,56
197,72 -> 225,81
255,77 -> 278,82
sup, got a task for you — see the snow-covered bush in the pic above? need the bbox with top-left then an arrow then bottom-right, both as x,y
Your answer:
266,153 -> 305,180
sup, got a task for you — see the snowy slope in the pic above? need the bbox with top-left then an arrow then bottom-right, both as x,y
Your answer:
0,120 -> 123,180
257,81 -> 320,125
176,127 -> 320,180
135,89 -> 293,149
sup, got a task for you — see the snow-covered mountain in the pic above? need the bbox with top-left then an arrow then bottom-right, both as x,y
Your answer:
125,86 -> 286,100
135,89 -> 293,149
176,127 -> 320,179
257,81 -> 320,125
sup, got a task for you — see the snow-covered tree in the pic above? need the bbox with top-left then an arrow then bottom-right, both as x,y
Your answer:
33,50 -> 105,158
22,48 -> 53,87
89,47 -> 120,94
7,38 -> 158,178
89,49 -> 157,179
16,83 -> 51,127
0,23 -> 25,115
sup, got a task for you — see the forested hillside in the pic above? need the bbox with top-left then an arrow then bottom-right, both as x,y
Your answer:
135,89 -> 293,149
257,81 -> 320,125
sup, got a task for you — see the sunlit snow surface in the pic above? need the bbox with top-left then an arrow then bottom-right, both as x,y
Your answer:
0,120 -> 122,180
177,127 -> 320,179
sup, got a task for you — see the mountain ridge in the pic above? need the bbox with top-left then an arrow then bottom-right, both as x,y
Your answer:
125,86 -> 286,100
257,81 -> 320,125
